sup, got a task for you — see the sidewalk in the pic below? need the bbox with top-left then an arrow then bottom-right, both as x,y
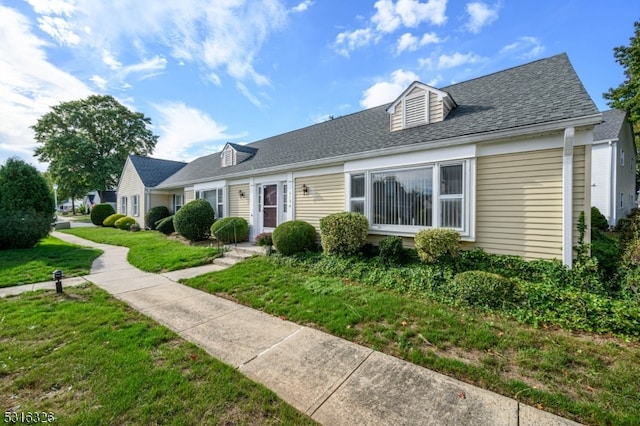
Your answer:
1,232 -> 581,426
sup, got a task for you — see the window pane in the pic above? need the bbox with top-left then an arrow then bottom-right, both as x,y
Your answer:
372,167 -> 432,226
441,165 -> 463,195
351,174 -> 365,198
351,200 -> 364,214
441,199 -> 462,228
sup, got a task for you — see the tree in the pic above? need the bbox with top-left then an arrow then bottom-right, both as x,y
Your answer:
604,21 -> 640,152
0,158 -> 54,249
33,95 -> 158,202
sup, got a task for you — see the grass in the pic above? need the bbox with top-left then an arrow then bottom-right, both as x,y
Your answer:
62,227 -> 220,273
183,256 -> 640,426
0,285 -> 314,425
0,236 -> 102,288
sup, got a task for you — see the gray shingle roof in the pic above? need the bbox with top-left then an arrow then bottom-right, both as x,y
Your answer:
129,155 -> 188,187
158,53 -> 599,188
226,142 -> 258,155
593,109 -> 626,141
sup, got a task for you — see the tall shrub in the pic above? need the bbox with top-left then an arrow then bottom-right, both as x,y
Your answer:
90,203 -> 115,226
174,199 -> 215,242
145,206 -> 170,230
319,212 -> 368,256
0,158 -> 54,249
272,220 -> 316,255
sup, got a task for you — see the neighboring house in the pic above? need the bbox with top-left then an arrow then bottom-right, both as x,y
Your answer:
84,190 -> 117,212
116,155 -> 188,228
121,53 -> 603,266
591,109 -> 637,227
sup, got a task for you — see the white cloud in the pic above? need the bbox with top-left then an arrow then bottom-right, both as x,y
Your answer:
500,36 -> 545,60
436,51 -> 483,69
360,69 -> 420,108
373,0 -> 448,33
29,0 -> 288,92
236,82 -> 264,108
0,6 -> 92,169
152,102 -> 247,161
102,49 -> 122,70
465,2 -> 499,34
396,31 -> 442,54
291,1 -> 314,13
90,75 -> 108,90
335,28 -> 378,57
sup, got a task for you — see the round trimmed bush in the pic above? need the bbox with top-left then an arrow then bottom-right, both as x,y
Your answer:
414,228 -> 460,264
103,213 -> 126,227
145,206 -> 170,230
319,212 -> 368,256
115,216 -> 136,230
91,203 -> 115,226
210,217 -> 249,243
591,206 -> 609,231
174,199 -> 215,242
448,270 -> 518,309
272,220 -> 317,255
156,215 -> 174,235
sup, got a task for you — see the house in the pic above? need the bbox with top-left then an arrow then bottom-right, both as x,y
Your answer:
116,155 -> 187,228
119,53 -> 603,266
591,109 -> 637,227
84,190 -> 117,212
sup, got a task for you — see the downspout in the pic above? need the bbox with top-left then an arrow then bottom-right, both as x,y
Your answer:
562,127 -> 575,267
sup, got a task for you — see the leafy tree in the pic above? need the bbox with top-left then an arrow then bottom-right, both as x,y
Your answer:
32,95 -> 158,202
604,20 -> 640,186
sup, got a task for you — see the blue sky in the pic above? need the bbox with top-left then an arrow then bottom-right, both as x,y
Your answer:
1,0 -> 638,170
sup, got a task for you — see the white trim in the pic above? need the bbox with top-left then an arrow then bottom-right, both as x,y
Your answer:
562,127 -> 575,267
194,180 -> 226,191
477,128 -> 593,157
345,144 -> 475,172
293,165 -> 344,178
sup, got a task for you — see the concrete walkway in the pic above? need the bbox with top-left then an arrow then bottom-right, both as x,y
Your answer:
1,232 -> 582,426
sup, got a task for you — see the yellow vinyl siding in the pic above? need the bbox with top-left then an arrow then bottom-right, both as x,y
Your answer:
572,145 -> 590,245
229,183 -> 250,220
185,189 -> 195,203
295,173 -> 344,230
476,148 -> 564,260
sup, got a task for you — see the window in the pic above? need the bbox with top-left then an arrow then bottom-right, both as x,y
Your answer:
173,194 -> 183,212
621,193 -> 624,209
283,183 -> 288,213
201,188 -> 224,219
120,196 -> 127,214
131,195 -> 139,216
620,149 -> 625,167
349,161 -> 468,234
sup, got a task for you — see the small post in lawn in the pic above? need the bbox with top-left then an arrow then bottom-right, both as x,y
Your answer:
53,270 -> 63,293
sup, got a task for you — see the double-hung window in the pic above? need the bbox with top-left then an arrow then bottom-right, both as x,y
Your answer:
200,188 -> 224,219
349,161 -> 469,235
120,196 -> 128,215
131,195 -> 139,217
173,194 -> 183,212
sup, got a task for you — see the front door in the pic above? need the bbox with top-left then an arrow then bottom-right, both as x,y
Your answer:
261,184 -> 278,230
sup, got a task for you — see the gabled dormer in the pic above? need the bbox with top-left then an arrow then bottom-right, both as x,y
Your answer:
221,142 -> 257,167
386,82 -> 456,131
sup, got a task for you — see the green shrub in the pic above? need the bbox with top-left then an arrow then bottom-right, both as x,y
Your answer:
129,223 -> 140,232
0,157 -> 54,216
319,212 -> 368,256
210,217 -> 249,244
414,228 -> 460,264
273,220 -> 317,256
145,206 -> 170,230
591,229 -> 621,288
103,213 -> 126,227
617,208 -> 640,249
174,199 -> 215,242
0,211 -> 53,250
378,235 -> 405,265
115,216 -> 136,230
91,203 -> 116,226
591,206 -> 609,231
156,215 -> 174,235
448,271 -> 518,309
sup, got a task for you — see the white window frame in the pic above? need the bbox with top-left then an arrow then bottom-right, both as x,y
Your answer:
173,194 -> 183,212
120,196 -> 128,215
347,159 -> 472,238
197,188 -> 225,219
131,195 -> 139,217
620,149 -> 625,167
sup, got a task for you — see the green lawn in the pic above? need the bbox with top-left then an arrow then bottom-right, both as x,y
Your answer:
183,256 -> 640,426
62,227 -> 220,272
0,285 -> 314,425
0,236 -> 102,288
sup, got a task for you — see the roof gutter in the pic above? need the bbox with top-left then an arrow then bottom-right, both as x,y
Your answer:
155,113 -> 602,189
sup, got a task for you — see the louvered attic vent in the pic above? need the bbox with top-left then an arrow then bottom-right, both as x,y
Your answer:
220,142 -> 257,167
386,82 -> 456,132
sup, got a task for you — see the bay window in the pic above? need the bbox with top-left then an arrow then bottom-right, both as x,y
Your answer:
349,161 -> 469,235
